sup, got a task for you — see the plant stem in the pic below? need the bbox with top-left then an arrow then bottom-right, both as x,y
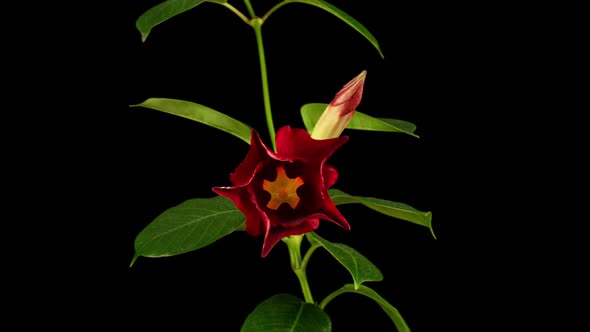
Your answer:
220,3 -> 250,25
251,17 -> 276,151
301,243 -> 320,270
243,0 -> 256,18
262,0 -> 295,21
283,235 -> 314,303
319,285 -> 352,310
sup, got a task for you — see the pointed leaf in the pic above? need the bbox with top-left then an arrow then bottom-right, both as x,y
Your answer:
328,188 -> 435,238
241,294 -> 331,332
131,98 -> 252,144
307,232 -> 383,289
283,0 -> 383,58
301,103 -> 418,137
131,196 -> 244,265
136,0 -> 228,42
340,284 -> 411,332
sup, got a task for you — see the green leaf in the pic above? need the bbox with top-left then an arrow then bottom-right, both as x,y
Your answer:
131,196 -> 245,266
307,232 -> 383,289
301,103 -> 419,138
328,188 -> 435,238
284,0 -> 383,58
341,284 -> 411,332
136,0 -> 228,42
241,294 -> 331,332
131,98 -> 252,144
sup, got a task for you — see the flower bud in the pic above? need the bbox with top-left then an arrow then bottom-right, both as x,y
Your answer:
311,70 -> 367,140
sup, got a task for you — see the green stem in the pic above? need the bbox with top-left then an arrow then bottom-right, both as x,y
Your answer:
242,0 -> 256,18
319,285 -> 353,310
251,18 -> 276,151
283,235 -> 314,303
301,243 -> 320,270
262,0 -> 295,21
220,3 -> 250,25
220,2 -> 275,149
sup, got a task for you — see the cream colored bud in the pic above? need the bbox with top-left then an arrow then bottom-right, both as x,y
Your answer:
311,70 -> 367,140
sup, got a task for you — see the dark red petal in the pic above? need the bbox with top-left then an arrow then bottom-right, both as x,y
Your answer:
229,130 -> 272,185
260,218 -> 320,257
275,126 -> 348,164
322,165 -> 339,189
317,197 -> 351,231
212,185 -> 263,237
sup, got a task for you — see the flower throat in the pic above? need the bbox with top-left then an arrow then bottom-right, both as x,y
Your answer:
263,165 -> 304,210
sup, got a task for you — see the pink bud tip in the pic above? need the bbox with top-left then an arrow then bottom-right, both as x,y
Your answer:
329,70 -> 367,114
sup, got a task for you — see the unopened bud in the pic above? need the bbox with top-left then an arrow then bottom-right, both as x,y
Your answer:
311,70 -> 366,140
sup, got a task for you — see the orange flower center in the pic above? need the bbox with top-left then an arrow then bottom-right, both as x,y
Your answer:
262,165 -> 304,210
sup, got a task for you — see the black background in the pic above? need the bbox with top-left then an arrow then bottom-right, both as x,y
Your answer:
12,0 -> 540,331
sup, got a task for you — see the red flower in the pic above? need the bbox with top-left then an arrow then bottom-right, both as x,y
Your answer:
213,126 -> 350,257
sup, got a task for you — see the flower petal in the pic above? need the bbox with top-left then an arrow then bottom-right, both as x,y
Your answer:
318,198 -> 351,231
322,165 -> 339,189
261,218 -> 320,257
229,130 -> 273,185
275,126 -> 348,164
212,184 -> 263,237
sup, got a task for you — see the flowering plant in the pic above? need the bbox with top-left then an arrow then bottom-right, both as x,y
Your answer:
129,1 -> 433,331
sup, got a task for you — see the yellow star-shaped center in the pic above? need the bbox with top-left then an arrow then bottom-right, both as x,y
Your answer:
262,165 -> 304,210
